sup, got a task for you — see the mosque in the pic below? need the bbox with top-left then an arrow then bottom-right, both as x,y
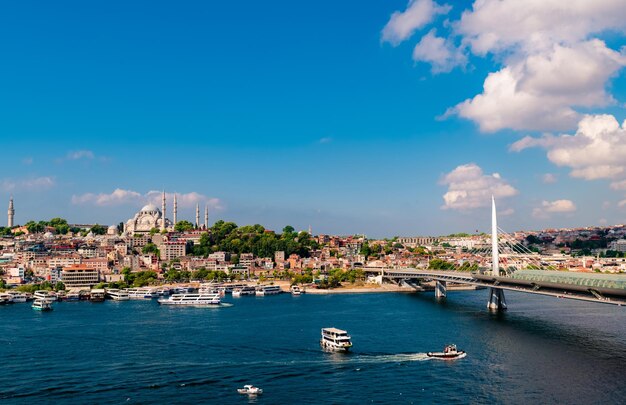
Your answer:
124,192 -> 209,234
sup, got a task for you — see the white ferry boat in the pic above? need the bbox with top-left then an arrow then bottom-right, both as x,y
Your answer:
238,385 -> 263,395
0,293 -> 13,304
106,289 -> 130,301
157,293 -> 221,306
256,285 -> 283,296
232,286 -> 256,297
320,327 -> 353,352
65,291 -> 80,301
7,292 -> 27,303
34,290 -> 57,301
155,288 -> 170,296
32,299 -> 53,311
127,288 -> 158,299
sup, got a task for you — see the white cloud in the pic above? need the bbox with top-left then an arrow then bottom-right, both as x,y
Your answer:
145,191 -> 222,210
71,189 -> 142,206
0,176 -> 55,192
610,180 -> 626,190
67,150 -> 95,160
511,114 -> 626,180
384,1 -> 626,132
440,163 -> 518,210
72,189 -> 222,211
453,40 -> 626,132
319,137 -> 332,144
412,29 -> 467,73
22,157 -> 33,165
532,199 -> 577,218
542,173 -> 558,184
619,199 -> 626,208
382,0 -> 451,45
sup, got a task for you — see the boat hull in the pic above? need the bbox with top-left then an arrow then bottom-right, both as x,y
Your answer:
426,351 -> 466,360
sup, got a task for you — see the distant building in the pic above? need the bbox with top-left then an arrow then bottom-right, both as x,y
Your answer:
61,265 -> 99,288
275,251 -> 285,263
160,241 -> 187,261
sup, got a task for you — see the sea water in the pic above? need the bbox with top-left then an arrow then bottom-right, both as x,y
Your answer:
0,291 -> 625,404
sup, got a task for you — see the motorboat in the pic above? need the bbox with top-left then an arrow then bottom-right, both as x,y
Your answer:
0,293 -> 13,304
291,285 -> 302,296
427,344 -> 466,360
158,293 -> 221,306
320,327 -> 352,352
32,299 -> 53,311
237,385 -> 263,395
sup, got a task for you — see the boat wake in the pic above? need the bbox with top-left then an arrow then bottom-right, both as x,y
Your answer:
353,353 -> 431,363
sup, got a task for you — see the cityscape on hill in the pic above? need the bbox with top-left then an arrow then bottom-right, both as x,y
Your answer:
2,193 -> 625,291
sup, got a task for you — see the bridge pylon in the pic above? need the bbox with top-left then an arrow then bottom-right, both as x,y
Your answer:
435,280 -> 447,299
487,287 -> 507,311
488,197 -> 507,311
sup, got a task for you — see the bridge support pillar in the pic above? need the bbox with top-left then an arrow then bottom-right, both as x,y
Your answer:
435,280 -> 447,299
487,288 -> 507,311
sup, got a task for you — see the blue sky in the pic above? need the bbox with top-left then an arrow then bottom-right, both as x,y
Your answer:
2,0 -> 626,237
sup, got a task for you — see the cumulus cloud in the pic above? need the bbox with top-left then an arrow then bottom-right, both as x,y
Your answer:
511,114 -> 626,180
440,163 -> 518,210
610,180 -> 626,190
383,0 -> 626,132
71,188 -> 142,206
542,173 -> 558,184
412,29 -> 467,73
72,189 -> 222,210
145,191 -> 223,210
532,199 -> 577,218
0,176 -> 55,192
382,0 -> 451,45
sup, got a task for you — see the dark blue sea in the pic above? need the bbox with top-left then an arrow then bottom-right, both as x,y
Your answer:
1,290 -> 625,404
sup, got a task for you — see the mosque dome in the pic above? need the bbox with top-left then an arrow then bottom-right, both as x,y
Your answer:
140,203 -> 159,213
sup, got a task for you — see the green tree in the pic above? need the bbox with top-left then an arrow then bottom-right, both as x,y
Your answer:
142,243 -> 160,257
174,220 -> 194,232
91,224 -> 107,235
54,281 -> 66,291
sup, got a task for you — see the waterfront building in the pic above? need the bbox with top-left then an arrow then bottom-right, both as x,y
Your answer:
61,265 -> 99,288
239,253 -> 254,269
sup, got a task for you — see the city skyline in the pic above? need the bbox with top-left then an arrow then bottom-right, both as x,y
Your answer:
2,1 -> 626,236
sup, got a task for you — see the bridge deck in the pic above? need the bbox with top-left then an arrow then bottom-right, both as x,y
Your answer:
378,269 -> 626,306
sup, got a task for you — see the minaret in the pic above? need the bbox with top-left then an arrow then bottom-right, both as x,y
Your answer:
7,196 -> 14,228
195,203 -> 200,229
204,205 -> 209,230
173,194 -> 178,226
161,191 -> 166,232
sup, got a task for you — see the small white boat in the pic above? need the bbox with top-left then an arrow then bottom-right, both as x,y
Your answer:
291,285 -> 302,296
320,327 -> 352,352
427,344 -> 466,360
237,385 -> 263,395
32,299 -> 53,311
233,286 -> 256,297
127,288 -> 158,300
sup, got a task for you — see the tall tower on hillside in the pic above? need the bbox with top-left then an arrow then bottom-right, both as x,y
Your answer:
204,205 -> 209,230
161,191 -> 166,231
173,194 -> 178,227
7,196 -> 14,228
195,203 -> 200,229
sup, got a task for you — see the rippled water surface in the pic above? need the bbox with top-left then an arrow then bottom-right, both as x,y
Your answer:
1,291 -> 625,404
